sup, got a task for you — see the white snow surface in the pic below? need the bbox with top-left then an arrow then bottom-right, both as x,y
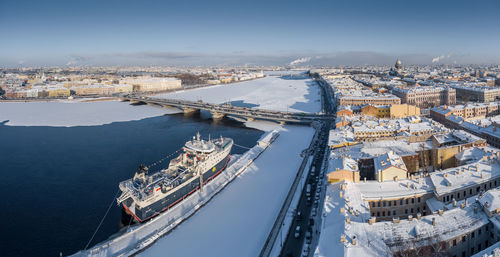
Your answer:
139,125 -> 314,257
154,75 -> 321,113
0,100 -> 174,127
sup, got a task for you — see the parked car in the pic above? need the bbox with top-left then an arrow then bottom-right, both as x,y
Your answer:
305,231 -> 312,244
296,211 -> 302,221
294,226 -> 301,238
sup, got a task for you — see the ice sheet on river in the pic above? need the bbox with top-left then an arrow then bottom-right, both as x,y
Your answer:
155,75 -> 321,113
0,101 -> 174,127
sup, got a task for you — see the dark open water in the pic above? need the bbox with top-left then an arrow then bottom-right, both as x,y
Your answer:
0,113 -> 263,257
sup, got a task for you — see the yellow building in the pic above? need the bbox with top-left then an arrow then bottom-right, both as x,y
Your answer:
374,151 -> 408,182
49,88 -> 70,97
377,106 -> 390,118
220,78 -> 233,83
327,156 -> 360,183
390,104 -> 420,118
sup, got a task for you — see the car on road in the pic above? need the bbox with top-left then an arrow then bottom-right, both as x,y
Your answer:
294,226 -> 301,238
305,231 -> 312,244
296,211 -> 302,221
302,245 -> 310,257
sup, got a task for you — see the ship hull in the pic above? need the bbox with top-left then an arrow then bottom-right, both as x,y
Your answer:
122,154 -> 230,223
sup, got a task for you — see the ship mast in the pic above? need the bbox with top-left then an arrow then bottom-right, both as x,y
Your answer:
198,167 -> 203,192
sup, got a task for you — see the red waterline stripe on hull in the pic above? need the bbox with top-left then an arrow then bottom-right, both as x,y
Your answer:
137,155 -> 231,223
122,203 -> 143,223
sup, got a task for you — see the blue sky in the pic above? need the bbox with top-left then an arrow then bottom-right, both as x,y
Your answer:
1,0 -> 499,66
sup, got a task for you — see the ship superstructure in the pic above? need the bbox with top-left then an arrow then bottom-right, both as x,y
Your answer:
117,133 -> 233,223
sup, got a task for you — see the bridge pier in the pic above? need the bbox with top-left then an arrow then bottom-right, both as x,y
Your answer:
210,111 -> 225,120
130,100 -> 143,105
182,107 -> 200,114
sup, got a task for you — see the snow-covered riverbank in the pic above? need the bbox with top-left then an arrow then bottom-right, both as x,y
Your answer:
139,125 -> 314,257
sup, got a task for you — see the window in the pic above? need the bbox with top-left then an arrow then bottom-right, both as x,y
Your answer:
477,186 -> 480,193
472,231 -> 475,238
382,211 -> 385,216
412,198 -> 415,204
471,247 -> 474,254
400,199 -> 403,205
464,190 -> 467,196
383,201 -> 386,207
405,209 -> 408,214
479,228 -> 481,235
417,207 -> 420,213
457,192 -> 460,199
377,212 -> 380,217
411,208 -> 414,213
394,200 -> 397,206
406,199 -> 409,204
453,239 -> 456,246
462,236 -> 466,242
393,210 -> 396,215
417,197 -> 421,203
378,202 -> 381,207
388,201 -> 391,207
470,189 -> 473,195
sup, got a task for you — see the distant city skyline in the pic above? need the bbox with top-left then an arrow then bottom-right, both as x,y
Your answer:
1,0 -> 500,67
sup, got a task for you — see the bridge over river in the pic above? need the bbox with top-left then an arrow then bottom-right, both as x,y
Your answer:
122,95 -> 333,124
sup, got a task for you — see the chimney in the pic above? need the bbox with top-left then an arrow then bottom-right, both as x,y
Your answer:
340,191 -> 343,198
438,209 -> 443,216
432,218 -> 436,226
346,217 -> 351,224
393,217 -> 400,223
453,199 -> 457,207
340,234 -> 347,243
408,215 -> 413,221
486,202 -> 490,208
352,236 -> 357,246
355,210 -> 359,216
460,203 -> 465,209
465,199 -> 468,206
364,177 -> 367,183
340,207 -> 345,214
369,217 -> 376,225
417,213 -> 422,220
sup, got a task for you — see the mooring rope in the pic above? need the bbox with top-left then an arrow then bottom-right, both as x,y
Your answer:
84,188 -> 122,250
147,149 -> 182,169
233,143 -> 252,150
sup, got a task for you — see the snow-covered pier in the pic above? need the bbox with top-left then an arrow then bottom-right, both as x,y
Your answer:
71,130 -> 280,257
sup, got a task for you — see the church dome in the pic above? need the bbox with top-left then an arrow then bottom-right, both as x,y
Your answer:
395,59 -> 402,69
